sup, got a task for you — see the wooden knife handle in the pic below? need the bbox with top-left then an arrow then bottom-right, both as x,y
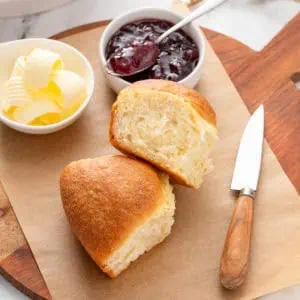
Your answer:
220,195 -> 254,290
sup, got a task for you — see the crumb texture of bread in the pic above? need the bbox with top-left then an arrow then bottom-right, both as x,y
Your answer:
106,173 -> 175,277
110,80 -> 218,189
60,155 -> 175,277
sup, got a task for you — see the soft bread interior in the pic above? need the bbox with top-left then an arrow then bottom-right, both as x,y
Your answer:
105,174 -> 175,277
112,89 -> 218,188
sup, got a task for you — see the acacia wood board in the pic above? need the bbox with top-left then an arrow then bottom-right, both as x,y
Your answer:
0,14 -> 299,299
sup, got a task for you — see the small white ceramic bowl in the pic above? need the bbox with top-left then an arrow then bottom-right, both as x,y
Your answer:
99,7 -> 206,93
0,38 -> 94,134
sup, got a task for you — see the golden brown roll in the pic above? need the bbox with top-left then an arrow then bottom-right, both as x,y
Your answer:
60,155 -> 175,278
110,80 -> 218,189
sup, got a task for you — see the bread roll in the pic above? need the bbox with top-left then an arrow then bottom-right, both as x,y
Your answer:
60,155 -> 175,278
110,80 -> 218,189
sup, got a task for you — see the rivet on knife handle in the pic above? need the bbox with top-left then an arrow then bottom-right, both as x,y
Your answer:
220,192 -> 254,290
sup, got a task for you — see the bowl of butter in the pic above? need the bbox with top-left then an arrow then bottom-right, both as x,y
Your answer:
0,38 -> 94,134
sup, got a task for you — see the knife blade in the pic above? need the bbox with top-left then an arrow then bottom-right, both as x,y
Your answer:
220,105 -> 265,290
231,104 -> 264,192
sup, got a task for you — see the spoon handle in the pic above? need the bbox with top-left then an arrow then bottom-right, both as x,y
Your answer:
156,0 -> 227,44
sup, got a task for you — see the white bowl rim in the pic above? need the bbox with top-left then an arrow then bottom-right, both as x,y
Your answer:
99,6 -> 206,87
0,38 -> 95,132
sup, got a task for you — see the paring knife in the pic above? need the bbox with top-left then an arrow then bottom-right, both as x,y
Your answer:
220,105 -> 265,290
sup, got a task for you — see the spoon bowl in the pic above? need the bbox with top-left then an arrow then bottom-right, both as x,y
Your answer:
106,42 -> 160,77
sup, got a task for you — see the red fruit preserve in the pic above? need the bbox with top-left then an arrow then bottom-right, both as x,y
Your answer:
106,19 -> 199,82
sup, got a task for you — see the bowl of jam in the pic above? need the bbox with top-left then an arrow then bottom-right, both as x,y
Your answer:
99,7 -> 206,93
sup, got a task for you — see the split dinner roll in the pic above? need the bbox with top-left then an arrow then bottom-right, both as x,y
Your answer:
110,80 -> 218,189
60,155 -> 175,277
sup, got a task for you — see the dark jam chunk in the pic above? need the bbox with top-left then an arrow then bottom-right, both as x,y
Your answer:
106,20 -> 199,82
108,42 -> 160,76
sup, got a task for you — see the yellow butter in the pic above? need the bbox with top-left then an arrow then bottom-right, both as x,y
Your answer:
31,82 -> 63,106
29,118 -> 46,126
3,48 -> 87,126
60,99 -> 84,120
24,48 -> 63,90
39,112 -> 61,125
52,70 -> 86,109
2,76 -> 32,112
13,99 -> 61,124
11,56 -> 27,78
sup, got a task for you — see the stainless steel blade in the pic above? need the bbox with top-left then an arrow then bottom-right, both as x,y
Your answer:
231,105 -> 265,191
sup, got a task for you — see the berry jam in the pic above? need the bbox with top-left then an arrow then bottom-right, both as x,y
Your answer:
106,19 -> 199,82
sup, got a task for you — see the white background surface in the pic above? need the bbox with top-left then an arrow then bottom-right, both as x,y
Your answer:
0,0 -> 299,299
0,0 -> 74,17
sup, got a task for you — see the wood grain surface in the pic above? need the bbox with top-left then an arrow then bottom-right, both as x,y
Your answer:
220,195 -> 254,290
0,14 -> 299,299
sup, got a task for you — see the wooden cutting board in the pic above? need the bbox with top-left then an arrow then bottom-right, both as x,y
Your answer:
0,14 -> 299,299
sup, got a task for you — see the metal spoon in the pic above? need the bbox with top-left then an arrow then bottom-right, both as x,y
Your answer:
106,0 -> 227,77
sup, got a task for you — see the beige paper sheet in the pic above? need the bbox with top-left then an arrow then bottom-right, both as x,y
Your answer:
1,24 -> 300,300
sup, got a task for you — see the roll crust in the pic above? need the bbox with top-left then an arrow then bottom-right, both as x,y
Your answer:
60,155 -> 166,274
124,80 -> 216,127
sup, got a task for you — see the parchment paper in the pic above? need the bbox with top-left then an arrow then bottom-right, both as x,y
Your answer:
1,19 -> 300,300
